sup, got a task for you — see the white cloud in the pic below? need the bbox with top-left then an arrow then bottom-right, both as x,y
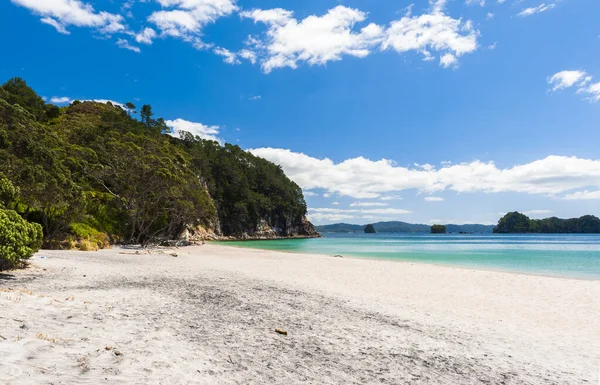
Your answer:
381,6 -> 479,67
379,195 -> 403,201
249,95 -> 261,100
581,81 -> 600,102
240,3 -> 479,73
466,0 -> 485,6
50,96 -> 70,104
488,42 -> 497,50
238,49 -> 257,64
425,196 -> 444,201
350,202 -> 389,207
70,99 -> 126,109
548,69 -> 600,102
548,70 -> 588,91
166,118 -> 221,142
241,6 -> 384,73
440,53 -> 457,68
517,3 -> 556,17
563,190 -> 600,200
303,191 -> 318,197
308,207 -> 411,223
249,148 -> 600,199
214,47 -> 240,64
486,13 -> 494,20
117,38 -> 141,53
148,0 -> 237,46
323,193 -> 332,198
135,27 -> 157,44
11,0 -> 126,35
331,202 -> 340,205
497,0 -> 506,3
522,209 -> 553,216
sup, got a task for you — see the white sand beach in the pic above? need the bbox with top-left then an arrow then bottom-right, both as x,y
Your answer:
1,244 -> 598,384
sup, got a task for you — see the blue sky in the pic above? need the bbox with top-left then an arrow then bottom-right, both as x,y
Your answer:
2,0 -> 600,225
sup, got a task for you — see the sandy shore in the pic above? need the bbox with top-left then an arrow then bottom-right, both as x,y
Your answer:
0,244 -> 598,384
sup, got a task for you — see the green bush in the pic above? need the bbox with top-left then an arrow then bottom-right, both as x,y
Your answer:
67,222 -> 110,251
0,208 -> 43,270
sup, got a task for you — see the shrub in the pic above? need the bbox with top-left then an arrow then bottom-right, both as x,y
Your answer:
0,208 -> 43,270
68,222 -> 110,251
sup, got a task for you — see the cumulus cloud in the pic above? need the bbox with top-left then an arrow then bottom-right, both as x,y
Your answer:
249,148 -> 600,199
166,118 -> 221,142
548,70 -> 589,91
563,190 -> 600,200
424,196 -> 444,201
350,202 -> 389,207
548,69 -> 600,102
148,0 -> 237,46
50,96 -> 71,104
117,38 -> 141,53
135,27 -> 158,44
308,207 -> 411,222
214,47 -> 240,64
11,0 -> 126,35
239,2 -> 479,73
517,3 -> 556,17
465,0 -> 485,7
241,6 -> 384,73
440,53 -> 457,68
381,6 -> 478,67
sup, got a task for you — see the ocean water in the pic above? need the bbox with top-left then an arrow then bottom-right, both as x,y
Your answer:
219,233 -> 600,279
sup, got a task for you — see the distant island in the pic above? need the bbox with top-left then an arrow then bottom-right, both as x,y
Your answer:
364,224 -> 376,233
494,212 -> 600,233
316,221 -> 495,233
430,224 -> 447,234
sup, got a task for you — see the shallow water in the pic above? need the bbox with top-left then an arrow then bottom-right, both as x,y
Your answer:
220,233 -> 600,279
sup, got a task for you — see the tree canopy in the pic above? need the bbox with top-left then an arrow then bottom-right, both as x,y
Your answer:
0,77 -> 315,249
430,224 -> 446,234
494,212 -> 600,233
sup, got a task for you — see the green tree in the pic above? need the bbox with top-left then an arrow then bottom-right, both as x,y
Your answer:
125,102 -> 136,117
430,224 -> 446,234
0,176 -> 43,270
364,224 -> 376,233
140,104 -> 154,128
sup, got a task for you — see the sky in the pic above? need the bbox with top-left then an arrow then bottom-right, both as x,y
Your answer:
1,0 -> 599,226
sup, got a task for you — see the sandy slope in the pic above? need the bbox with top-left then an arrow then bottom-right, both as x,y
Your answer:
0,244 -> 598,384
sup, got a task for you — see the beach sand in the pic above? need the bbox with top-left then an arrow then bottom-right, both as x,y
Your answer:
0,244 -> 598,384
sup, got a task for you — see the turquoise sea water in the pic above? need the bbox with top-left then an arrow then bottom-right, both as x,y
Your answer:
219,233 -> 600,279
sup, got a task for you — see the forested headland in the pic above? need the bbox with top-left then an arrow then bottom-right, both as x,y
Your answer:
493,212 -> 600,233
0,78 -> 318,254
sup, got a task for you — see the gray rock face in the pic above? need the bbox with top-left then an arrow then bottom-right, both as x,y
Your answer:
187,216 -> 320,241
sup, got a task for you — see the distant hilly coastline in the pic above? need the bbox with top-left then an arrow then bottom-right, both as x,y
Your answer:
316,212 -> 600,234
315,221 -> 495,234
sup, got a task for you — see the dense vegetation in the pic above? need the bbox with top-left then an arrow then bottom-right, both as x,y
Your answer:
494,212 -> 600,233
316,221 -> 495,233
0,173 -> 43,270
0,78 -> 315,250
430,224 -> 446,234
364,224 -> 376,233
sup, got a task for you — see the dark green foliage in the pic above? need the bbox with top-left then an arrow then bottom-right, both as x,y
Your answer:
493,212 -> 600,233
0,77 -> 311,247
179,134 -> 307,236
430,224 -> 446,234
364,224 -> 376,233
1,78 -> 48,121
0,176 -> 43,270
